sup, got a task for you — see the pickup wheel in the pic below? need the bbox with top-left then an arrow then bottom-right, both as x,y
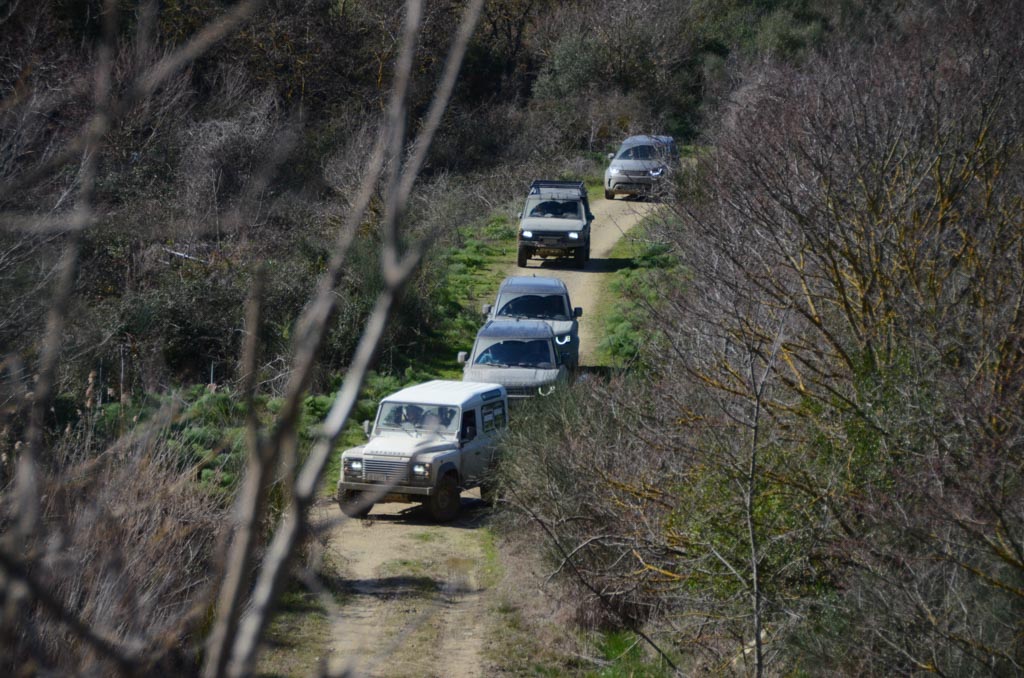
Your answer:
338,490 -> 372,518
573,245 -> 586,269
517,246 -> 529,267
604,189 -> 614,200
427,474 -> 460,522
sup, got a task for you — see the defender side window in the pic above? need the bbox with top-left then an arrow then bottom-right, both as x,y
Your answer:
461,410 -> 478,441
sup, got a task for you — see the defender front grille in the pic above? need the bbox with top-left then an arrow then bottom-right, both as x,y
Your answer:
362,459 -> 410,483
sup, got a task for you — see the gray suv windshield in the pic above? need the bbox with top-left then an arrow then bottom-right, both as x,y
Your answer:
474,339 -> 555,367
496,294 -> 570,320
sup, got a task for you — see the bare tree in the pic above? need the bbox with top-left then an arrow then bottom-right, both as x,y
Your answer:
0,0 -> 484,674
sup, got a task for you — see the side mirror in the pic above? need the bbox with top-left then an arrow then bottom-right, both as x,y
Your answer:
574,307 -> 583,318
481,303 -> 492,316
362,420 -> 371,436
457,351 -> 468,364
607,152 -> 614,160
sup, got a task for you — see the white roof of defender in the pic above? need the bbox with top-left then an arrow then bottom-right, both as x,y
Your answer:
380,380 -> 506,407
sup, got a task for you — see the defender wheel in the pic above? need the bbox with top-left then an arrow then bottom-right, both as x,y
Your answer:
517,246 -> 529,268
604,189 -> 614,200
428,474 -> 460,522
338,490 -> 372,518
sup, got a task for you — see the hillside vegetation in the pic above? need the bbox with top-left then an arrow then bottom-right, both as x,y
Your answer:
3,0 -> 1021,675
500,2 -> 1024,675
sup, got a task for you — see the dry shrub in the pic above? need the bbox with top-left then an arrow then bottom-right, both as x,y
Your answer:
1,428 -> 229,675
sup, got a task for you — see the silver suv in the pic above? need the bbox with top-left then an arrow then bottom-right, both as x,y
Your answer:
458,319 -> 569,398
604,135 -> 678,200
336,380 -> 509,521
482,276 -> 582,370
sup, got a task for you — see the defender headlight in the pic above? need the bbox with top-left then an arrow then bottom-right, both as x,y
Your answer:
349,459 -> 363,471
521,230 -> 533,239
568,232 -> 579,240
412,463 -> 430,476
555,334 -> 571,346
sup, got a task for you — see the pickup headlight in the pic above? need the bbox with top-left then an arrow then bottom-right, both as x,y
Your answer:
521,230 -> 533,239
555,334 -> 571,346
568,232 -> 579,240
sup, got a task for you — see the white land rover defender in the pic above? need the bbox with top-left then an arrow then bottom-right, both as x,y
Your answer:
336,380 -> 508,522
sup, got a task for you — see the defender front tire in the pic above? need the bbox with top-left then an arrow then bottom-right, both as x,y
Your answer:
428,474 -> 460,522
338,490 -> 372,518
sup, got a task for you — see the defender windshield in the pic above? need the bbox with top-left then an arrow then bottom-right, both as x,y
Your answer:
524,197 -> 582,219
474,339 -> 556,368
376,402 -> 460,434
495,293 -> 570,320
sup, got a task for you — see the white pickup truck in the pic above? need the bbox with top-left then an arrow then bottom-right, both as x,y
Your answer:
336,380 -> 509,521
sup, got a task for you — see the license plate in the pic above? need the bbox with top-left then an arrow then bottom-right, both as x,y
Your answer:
365,472 -> 388,483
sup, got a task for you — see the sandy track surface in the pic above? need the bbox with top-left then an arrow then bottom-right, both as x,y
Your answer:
516,196 -> 654,365
320,196 -> 652,676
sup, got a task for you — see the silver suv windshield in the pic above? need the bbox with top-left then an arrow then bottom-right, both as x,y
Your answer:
524,197 -> 582,219
474,339 -> 555,368
495,293 -> 569,320
615,144 -> 661,160
376,402 -> 460,434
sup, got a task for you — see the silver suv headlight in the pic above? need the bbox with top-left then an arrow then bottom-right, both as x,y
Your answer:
609,167 -> 623,175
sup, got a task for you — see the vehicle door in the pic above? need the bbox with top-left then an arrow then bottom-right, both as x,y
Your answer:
458,408 -> 487,482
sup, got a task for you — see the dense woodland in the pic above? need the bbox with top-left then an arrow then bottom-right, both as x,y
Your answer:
2,0 -> 1022,675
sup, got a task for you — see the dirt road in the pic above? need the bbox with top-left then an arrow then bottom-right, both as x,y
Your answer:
315,197 -> 653,676
517,195 -> 654,365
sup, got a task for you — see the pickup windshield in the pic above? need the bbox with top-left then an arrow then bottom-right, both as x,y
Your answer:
495,293 -> 570,320
376,402 -> 460,433
474,339 -> 555,368
524,197 -> 582,219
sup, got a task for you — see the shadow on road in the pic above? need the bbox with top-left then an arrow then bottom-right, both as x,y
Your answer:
358,496 -> 492,530
528,257 -> 634,274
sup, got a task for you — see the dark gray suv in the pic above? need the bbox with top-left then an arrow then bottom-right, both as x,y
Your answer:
482,276 -> 582,370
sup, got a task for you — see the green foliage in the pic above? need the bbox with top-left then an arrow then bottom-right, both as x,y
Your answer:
599,235 -> 679,367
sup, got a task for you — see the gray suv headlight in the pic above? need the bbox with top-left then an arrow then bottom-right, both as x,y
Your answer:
521,230 -> 533,239
555,334 -> 571,346
609,167 -> 623,175
649,166 -> 665,177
